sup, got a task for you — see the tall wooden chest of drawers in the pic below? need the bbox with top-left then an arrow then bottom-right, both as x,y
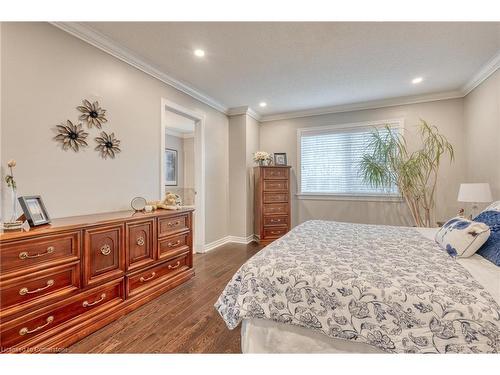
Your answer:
254,166 -> 292,244
0,208 -> 194,353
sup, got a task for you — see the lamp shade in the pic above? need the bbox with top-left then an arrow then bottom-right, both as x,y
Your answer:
457,183 -> 492,203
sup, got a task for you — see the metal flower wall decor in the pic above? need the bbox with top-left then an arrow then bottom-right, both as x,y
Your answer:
54,120 -> 89,152
77,99 -> 108,129
53,98 -> 121,159
95,131 -> 121,159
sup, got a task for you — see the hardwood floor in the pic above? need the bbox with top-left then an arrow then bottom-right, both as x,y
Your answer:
67,242 -> 263,353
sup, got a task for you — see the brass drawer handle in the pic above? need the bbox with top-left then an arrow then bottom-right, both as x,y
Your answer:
83,293 -> 106,308
168,261 -> 181,270
19,246 -> 55,260
19,279 -> 55,296
100,244 -> 111,256
270,231 -> 282,235
19,316 -> 54,336
140,272 -> 156,282
136,236 -> 145,246
167,240 -> 181,247
167,220 -> 181,227
270,218 -> 282,223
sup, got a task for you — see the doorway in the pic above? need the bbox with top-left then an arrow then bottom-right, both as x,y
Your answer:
160,98 -> 205,253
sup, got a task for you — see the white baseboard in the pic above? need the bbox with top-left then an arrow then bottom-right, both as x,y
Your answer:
203,234 -> 256,253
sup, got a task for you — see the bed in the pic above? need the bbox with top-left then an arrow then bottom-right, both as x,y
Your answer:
215,220 -> 500,353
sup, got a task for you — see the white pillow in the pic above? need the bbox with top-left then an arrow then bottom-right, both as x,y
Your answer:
435,217 -> 491,258
482,200 -> 500,213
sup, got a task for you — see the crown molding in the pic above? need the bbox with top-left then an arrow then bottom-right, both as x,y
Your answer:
461,50 -> 500,96
259,90 -> 464,122
227,106 -> 262,121
50,22 -> 228,115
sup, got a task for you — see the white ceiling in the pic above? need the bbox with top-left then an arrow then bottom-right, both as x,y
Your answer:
80,22 -> 500,118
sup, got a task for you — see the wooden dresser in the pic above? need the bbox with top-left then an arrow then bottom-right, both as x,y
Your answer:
254,166 -> 292,244
0,208 -> 194,353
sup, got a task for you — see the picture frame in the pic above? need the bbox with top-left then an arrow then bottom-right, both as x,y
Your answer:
273,152 -> 288,166
165,148 -> 178,186
18,195 -> 51,227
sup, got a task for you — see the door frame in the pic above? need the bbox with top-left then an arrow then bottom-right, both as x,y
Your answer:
160,98 -> 206,253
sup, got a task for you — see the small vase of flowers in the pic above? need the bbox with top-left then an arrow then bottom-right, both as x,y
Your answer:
4,159 -> 21,225
253,151 -> 272,166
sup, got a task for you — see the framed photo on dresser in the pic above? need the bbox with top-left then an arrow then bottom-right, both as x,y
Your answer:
274,152 -> 287,166
18,195 -> 51,226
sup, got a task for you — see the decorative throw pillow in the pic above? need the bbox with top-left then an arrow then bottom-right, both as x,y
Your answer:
435,217 -> 491,258
474,208 -> 500,266
481,200 -> 500,213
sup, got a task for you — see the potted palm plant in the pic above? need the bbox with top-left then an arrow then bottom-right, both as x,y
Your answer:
360,120 -> 454,227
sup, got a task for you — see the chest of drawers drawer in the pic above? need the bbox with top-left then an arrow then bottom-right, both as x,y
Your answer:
263,227 -> 288,239
0,279 -> 124,350
263,180 -> 289,192
0,231 -> 80,279
262,167 -> 289,179
263,215 -> 289,227
158,232 -> 190,261
158,213 -> 189,237
263,192 -> 288,203
0,262 -> 80,319
262,203 -> 289,216
126,254 -> 189,298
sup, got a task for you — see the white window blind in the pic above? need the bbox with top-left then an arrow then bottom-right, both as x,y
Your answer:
299,121 -> 401,196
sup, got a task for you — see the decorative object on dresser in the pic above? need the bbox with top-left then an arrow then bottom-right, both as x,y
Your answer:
130,197 -> 147,212
273,152 -> 287,166
457,183 -> 492,219
18,196 -> 51,227
0,208 -> 194,353
3,159 -> 23,230
254,166 -> 292,244
253,151 -> 272,166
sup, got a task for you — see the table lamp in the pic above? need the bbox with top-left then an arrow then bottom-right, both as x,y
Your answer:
457,183 -> 492,219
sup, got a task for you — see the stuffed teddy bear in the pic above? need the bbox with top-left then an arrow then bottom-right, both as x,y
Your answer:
148,192 -> 182,210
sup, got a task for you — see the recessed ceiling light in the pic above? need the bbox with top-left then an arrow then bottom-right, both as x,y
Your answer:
412,77 -> 423,84
194,49 -> 205,57
259,102 -> 267,107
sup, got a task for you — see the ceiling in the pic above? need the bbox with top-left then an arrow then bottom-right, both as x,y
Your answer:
78,22 -> 500,118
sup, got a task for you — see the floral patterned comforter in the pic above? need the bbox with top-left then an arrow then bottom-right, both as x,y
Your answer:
215,220 -> 500,353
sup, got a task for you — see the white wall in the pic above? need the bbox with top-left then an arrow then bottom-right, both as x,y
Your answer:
259,98 -> 467,227
0,22 -> 229,244
464,69 -> 500,204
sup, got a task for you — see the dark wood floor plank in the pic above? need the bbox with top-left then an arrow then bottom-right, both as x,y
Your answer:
67,242 -> 262,353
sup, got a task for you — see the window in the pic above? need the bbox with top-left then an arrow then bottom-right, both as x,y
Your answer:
298,119 -> 402,198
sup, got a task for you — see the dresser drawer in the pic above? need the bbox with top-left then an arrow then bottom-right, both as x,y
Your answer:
0,231 -> 80,278
263,215 -> 289,227
126,219 -> 156,272
263,203 -> 289,216
83,225 -> 125,287
263,227 -> 288,239
262,167 -> 288,180
263,192 -> 288,203
158,232 -> 190,261
0,262 -> 80,319
126,254 -> 189,298
158,213 -> 189,237
0,279 -> 124,351
263,180 -> 289,192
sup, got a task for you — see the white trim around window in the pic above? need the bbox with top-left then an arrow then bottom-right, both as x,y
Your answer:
296,118 -> 405,201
